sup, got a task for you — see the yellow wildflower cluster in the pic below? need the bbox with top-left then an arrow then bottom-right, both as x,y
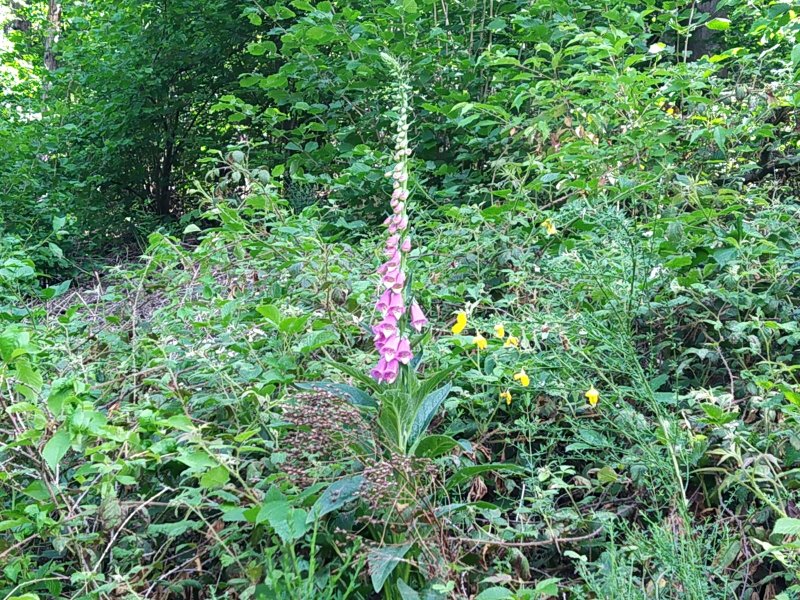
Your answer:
452,310 -> 598,408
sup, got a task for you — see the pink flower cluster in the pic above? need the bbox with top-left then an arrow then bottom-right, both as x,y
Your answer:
370,80 -> 428,384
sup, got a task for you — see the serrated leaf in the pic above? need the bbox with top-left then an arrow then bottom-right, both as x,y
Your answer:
298,329 -> 338,354
256,304 -> 282,327
147,520 -> 203,537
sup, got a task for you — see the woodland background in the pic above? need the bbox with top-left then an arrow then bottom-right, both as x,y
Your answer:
1,1 -> 799,598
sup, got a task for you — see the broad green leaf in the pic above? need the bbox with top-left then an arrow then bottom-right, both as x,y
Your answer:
200,466 -> 230,489
713,126 -> 727,152
308,474 -> 364,522
47,382 -> 74,416
279,315 -> 309,335
176,450 -> 218,470
533,577 -> 561,596
15,358 -> 43,394
409,383 -> 451,444
397,579 -> 420,600
705,18 -> 731,31
413,434 -> 458,458
258,501 -> 308,543
475,588 -> 513,600
148,520 -> 203,537
42,428 -> 71,471
256,304 -> 282,328
369,543 -> 412,593
773,518 -> 800,536
298,329 -> 338,354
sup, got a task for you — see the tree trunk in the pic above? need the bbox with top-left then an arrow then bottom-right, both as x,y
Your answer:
44,0 -> 62,72
155,141 -> 175,216
686,1 -> 722,61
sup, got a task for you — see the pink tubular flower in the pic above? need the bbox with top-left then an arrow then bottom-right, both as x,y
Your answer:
371,356 -> 400,384
396,337 -> 413,364
387,292 -> 405,319
371,59 -> 419,383
410,300 -> 428,332
376,289 -> 393,314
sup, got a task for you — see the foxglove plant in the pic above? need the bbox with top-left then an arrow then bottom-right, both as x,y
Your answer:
370,55 -> 428,385
309,55 -> 451,458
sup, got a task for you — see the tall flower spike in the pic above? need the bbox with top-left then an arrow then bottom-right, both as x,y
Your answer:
371,55 -> 419,383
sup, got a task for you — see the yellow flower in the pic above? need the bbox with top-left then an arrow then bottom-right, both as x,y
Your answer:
494,323 -> 505,339
500,389 -> 512,405
473,332 -> 488,350
513,368 -> 530,387
541,219 -> 557,236
504,335 -> 519,348
585,386 -> 599,407
451,311 -> 467,335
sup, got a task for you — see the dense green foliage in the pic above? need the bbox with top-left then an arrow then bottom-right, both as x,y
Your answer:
1,0 -> 800,598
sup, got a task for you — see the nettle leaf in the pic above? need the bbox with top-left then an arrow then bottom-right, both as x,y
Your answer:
42,428 -> 71,472
14,358 -> 43,396
279,315 -> 309,335
369,543 -> 412,593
